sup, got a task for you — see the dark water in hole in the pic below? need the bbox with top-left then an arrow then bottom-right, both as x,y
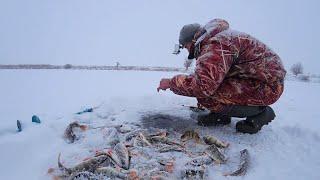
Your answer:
139,113 -> 198,133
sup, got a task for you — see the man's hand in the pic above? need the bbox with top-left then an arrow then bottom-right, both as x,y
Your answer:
157,78 -> 171,92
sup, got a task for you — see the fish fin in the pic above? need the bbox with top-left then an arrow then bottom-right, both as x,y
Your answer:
128,170 -> 138,179
79,125 -> 88,131
82,157 -> 91,161
222,172 -> 230,176
47,167 -> 55,174
57,153 -> 63,168
52,175 -> 62,180
224,142 -> 230,148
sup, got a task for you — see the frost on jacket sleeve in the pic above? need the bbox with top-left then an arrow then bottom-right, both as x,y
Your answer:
170,39 -> 234,98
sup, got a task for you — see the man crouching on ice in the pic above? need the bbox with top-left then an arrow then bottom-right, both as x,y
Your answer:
157,19 -> 286,134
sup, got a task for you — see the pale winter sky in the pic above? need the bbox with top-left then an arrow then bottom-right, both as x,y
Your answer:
0,0 -> 319,73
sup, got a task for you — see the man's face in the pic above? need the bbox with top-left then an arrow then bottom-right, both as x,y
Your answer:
183,42 -> 193,53
184,42 -> 195,59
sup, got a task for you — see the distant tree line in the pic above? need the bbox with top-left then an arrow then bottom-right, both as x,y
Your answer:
290,62 -> 310,82
0,64 -> 185,72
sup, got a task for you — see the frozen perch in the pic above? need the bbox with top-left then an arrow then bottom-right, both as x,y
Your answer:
224,149 -> 250,176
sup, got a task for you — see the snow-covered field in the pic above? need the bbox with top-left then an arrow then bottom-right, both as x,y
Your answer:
0,70 -> 320,180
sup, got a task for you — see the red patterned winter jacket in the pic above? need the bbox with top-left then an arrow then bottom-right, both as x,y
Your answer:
169,19 -> 286,110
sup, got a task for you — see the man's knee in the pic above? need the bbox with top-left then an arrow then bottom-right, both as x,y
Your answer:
197,97 -> 267,118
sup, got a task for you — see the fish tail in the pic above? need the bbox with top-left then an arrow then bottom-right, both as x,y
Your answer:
58,153 -> 71,174
57,153 -> 63,168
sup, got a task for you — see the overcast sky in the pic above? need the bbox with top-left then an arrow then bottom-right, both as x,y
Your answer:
0,0 -> 319,73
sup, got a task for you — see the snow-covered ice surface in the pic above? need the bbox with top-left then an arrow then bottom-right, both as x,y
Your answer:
0,70 -> 320,180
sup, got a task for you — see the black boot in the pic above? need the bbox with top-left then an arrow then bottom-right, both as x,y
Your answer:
197,112 -> 231,126
195,105 -> 262,127
235,106 -> 275,134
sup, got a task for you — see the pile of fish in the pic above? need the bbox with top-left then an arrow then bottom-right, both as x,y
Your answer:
48,121 -> 250,179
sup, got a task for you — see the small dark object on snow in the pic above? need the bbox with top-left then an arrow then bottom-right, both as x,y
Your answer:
17,120 -> 22,132
76,108 -> 93,115
224,149 -> 250,176
32,115 -> 41,123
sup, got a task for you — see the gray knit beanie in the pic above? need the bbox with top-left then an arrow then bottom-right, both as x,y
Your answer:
179,23 -> 201,46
